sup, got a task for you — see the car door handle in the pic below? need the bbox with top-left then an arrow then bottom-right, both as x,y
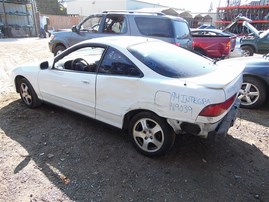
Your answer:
81,80 -> 90,84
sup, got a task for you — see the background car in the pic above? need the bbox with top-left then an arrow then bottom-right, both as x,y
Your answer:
197,24 -> 216,29
191,28 -> 241,58
221,15 -> 253,36
49,10 -> 193,56
240,21 -> 269,56
218,54 -> 269,108
191,28 -> 232,36
12,36 -> 243,157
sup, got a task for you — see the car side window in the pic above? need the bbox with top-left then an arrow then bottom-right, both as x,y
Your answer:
80,16 -> 102,32
102,15 -> 127,33
99,47 -> 141,77
135,17 -> 173,37
54,46 -> 105,73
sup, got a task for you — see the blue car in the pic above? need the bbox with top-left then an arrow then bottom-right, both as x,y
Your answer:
219,54 -> 269,109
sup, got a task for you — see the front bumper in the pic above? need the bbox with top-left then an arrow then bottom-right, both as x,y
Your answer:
48,41 -> 53,53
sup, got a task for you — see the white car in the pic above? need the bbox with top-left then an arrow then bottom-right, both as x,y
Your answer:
12,36 -> 244,157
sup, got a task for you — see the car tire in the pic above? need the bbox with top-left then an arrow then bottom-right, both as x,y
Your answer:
54,45 -> 65,56
238,76 -> 267,109
128,112 -> 175,157
18,78 -> 41,108
241,46 -> 254,56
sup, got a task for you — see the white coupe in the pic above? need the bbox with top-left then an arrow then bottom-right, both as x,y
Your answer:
12,36 -> 244,157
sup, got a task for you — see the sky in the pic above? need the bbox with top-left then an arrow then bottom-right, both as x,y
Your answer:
142,0 -> 226,13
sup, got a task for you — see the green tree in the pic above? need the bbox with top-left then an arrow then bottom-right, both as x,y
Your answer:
36,0 -> 67,15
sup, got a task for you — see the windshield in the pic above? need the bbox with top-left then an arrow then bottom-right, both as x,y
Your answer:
128,41 -> 216,78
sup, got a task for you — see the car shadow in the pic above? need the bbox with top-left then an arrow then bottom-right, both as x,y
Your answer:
238,102 -> 269,127
1,99 -> 269,201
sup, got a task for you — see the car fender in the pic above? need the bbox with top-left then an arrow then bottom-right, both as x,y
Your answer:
50,36 -> 69,53
12,64 -> 42,99
240,37 -> 259,51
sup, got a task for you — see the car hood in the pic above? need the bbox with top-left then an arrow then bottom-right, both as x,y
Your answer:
53,29 -> 72,35
223,15 -> 252,32
242,21 -> 260,38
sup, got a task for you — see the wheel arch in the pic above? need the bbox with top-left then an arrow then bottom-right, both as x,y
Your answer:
243,74 -> 269,88
14,75 -> 26,93
241,44 -> 257,53
53,42 -> 66,52
122,109 -> 167,132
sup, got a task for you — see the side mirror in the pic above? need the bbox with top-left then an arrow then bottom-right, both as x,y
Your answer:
40,61 -> 49,70
72,25 -> 78,33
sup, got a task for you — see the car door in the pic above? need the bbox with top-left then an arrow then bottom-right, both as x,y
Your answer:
257,33 -> 269,54
38,45 -> 106,118
69,15 -> 103,46
95,47 -> 143,128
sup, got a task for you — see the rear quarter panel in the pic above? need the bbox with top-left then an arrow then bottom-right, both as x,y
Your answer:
192,36 -> 232,58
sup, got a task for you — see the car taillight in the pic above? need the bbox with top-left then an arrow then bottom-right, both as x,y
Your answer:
175,42 -> 180,47
199,94 -> 236,117
225,41 -> 231,52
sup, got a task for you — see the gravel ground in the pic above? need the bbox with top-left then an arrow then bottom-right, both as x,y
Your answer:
0,38 -> 268,202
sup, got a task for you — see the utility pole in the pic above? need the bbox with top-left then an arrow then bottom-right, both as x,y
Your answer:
31,0 -> 39,37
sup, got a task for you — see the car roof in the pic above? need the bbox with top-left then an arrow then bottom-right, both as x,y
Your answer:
102,10 -> 165,16
101,10 -> 186,21
79,36 -> 161,48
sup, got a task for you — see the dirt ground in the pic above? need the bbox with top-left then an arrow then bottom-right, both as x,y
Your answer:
0,38 -> 268,202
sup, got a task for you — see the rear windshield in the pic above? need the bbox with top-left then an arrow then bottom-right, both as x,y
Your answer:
128,41 -> 216,78
135,17 -> 174,38
173,20 -> 191,39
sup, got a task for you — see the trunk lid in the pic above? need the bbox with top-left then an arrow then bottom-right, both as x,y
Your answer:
184,62 -> 244,98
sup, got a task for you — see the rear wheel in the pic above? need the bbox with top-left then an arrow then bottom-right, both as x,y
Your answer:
241,45 -> 254,56
128,112 -> 175,157
54,45 -> 65,56
18,78 -> 41,108
238,77 -> 267,109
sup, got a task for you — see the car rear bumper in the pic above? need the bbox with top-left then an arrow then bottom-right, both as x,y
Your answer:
167,98 -> 240,139
208,98 -> 240,139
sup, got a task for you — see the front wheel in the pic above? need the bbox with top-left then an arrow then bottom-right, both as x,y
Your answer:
241,45 -> 254,56
128,112 -> 175,157
54,45 -> 66,56
238,77 -> 267,109
18,78 -> 41,108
